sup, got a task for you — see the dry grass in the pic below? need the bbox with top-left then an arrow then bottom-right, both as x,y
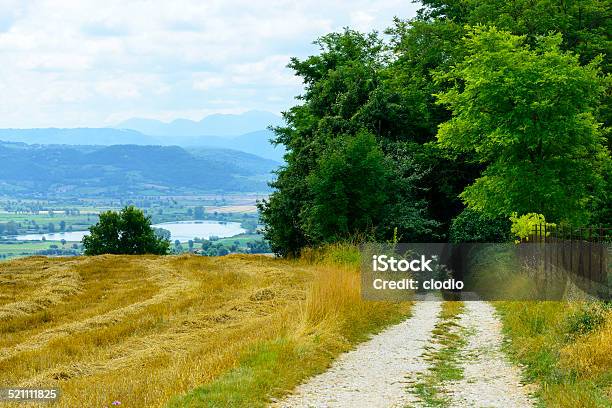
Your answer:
169,244 -> 411,407
0,247 -> 411,407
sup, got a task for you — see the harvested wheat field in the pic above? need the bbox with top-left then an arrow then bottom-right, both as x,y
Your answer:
0,250 -> 411,407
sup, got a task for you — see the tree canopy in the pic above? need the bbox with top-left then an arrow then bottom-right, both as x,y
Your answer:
83,206 -> 170,255
259,0 -> 610,255
436,27 -> 608,224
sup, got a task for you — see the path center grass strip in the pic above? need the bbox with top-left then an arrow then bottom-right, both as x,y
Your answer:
412,301 -> 466,407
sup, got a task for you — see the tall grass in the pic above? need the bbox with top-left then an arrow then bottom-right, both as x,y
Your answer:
170,243 -> 412,407
496,301 -> 611,407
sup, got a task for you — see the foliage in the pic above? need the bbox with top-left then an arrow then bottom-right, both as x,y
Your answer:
258,29 -> 438,256
449,209 -> 511,243
436,27 -> 609,225
564,301 -> 609,341
153,227 -> 171,241
82,206 -> 170,255
260,1 -> 610,256
509,212 -> 555,242
193,206 -> 205,220
301,132 -> 391,243
418,0 -> 611,74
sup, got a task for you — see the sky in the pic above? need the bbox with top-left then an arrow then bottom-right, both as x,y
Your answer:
0,0 -> 420,128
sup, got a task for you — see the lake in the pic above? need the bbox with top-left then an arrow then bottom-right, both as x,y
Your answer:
13,220 -> 246,242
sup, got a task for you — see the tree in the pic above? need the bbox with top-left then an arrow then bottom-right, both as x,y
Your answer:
436,27 -> 609,225
301,132 -> 392,243
193,206 -> 205,219
258,29 -> 436,256
47,222 -> 55,233
154,228 -> 171,241
59,220 -> 66,231
82,206 -> 170,255
418,0 -> 611,74
449,209 -> 511,243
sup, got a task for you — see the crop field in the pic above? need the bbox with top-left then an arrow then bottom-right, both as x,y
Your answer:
0,249 -> 411,407
0,242 -> 64,260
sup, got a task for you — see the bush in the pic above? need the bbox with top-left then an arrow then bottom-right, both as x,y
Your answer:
564,302 -> 609,341
509,212 -> 555,243
449,209 -> 511,243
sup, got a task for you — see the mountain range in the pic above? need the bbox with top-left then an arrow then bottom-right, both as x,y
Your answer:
0,111 -> 286,161
115,110 -> 284,137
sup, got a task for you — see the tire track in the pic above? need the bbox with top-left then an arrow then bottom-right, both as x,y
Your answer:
273,300 -> 442,408
445,301 -> 534,408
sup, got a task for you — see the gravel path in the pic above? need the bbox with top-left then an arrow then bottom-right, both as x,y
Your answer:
446,301 -> 535,408
274,300 -> 442,408
274,300 -> 534,408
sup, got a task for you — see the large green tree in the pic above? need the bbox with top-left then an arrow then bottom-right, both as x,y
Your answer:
83,206 -> 170,255
258,30 -> 436,256
436,27 -> 609,225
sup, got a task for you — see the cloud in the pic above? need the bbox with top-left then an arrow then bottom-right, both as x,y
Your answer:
0,0 -> 420,127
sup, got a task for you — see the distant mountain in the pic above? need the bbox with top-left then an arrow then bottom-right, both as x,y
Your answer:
0,141 -> 278,197
116,110 -> 284,137
0,128 -> 155,145
179,130 -> 284,161
186,146 -> 280,175
0,111 -> 286,161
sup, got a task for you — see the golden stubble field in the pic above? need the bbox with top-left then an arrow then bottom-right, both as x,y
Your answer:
0,251 -> 411,407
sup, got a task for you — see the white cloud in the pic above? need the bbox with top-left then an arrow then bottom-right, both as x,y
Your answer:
0,0 -> 420,127
192,73 -> 226,91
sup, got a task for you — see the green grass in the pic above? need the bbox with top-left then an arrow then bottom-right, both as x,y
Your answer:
167,338 -> 319,408
169,309 -> 412,408
495,301 -> 612,408
214,234 -> 262,246
413,301 -> 466,407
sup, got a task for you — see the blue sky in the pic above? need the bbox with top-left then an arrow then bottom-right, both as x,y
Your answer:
0,0 -> 419,128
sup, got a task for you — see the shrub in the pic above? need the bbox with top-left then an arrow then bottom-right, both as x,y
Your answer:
564,302 -> 609,341
509,212 -> 555,243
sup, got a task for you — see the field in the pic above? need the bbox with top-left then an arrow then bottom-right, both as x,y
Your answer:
0,242 -> 64,260
0,248 -> 411,407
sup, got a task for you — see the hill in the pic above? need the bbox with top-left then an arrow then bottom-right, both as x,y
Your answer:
0,128 -> 284,162
0,141 -> 279,197
182,130 -> 284,161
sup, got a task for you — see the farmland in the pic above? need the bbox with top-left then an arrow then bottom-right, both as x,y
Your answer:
0,249 -> 411,407
0,195 -> 267,259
